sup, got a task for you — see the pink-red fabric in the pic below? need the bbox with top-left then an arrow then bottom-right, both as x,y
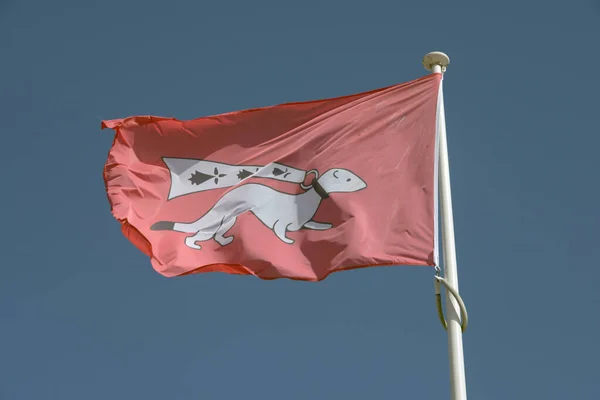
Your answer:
102,73 -> 441,281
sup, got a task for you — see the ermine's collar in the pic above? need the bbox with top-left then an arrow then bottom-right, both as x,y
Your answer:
312,178 -> 329,199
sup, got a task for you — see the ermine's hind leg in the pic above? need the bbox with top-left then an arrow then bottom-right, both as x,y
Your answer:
184,234 -> 203,250
273,220 -> 294,244
215,217 -> 236,246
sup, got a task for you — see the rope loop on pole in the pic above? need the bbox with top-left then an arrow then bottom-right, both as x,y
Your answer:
434,276 -> 468,332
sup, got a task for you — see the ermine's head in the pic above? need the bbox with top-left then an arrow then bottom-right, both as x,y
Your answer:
317,169 -> 367,194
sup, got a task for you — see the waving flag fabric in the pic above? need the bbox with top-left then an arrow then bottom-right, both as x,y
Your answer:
102,73 -> 442,281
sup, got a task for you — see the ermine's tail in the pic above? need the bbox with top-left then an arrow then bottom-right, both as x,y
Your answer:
150,221 -> 199,233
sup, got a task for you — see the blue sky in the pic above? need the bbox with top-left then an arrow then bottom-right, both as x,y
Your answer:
1,0 -> 599,399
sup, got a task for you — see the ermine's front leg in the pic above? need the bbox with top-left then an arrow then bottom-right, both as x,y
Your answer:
273,220 -> 294,244
303,220 -> 333,230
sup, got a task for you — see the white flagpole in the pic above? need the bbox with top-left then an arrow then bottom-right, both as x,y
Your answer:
423,51 -> 468,400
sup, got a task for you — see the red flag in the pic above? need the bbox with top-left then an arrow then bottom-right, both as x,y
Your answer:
102,73 -> 441,281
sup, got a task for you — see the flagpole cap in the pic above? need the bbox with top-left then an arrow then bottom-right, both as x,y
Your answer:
422,51 -> 450,72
